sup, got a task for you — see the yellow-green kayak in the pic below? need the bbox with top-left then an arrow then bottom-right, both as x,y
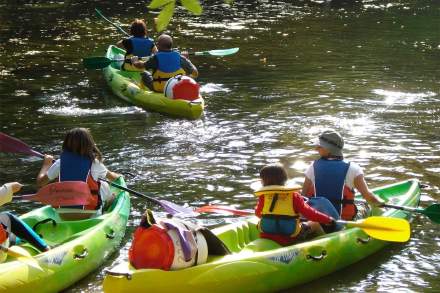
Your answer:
0,177 -> 130,293
103,179 -> 420,293
103,45 -> 205,120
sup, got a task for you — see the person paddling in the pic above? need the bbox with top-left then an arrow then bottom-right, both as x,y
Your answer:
0,182 -> 49,262
131,34 -> 198,92
255,164 -> 336,246
36,128 -> 120,217
116,19 -> 158,71
301,129 -> 384,225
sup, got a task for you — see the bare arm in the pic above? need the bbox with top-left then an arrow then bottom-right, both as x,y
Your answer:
106,170 -> 121,181
354,174 -> 384,205
116,40 -> 125,49
301,177 -> 314,197
36,155 -> 54,187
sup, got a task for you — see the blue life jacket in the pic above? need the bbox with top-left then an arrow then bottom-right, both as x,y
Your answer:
60,151 -> 92,182
313,158 -> 350,215
155,51 -> 182,73
128,37 -> 155,58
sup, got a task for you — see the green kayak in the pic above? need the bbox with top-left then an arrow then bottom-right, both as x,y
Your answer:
103,179 -> 420,293
103,45 -> 205,120
0,177 -> 130,293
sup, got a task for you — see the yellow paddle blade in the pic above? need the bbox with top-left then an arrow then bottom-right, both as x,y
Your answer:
344,216 -> 410,242
0,245 -> 43,271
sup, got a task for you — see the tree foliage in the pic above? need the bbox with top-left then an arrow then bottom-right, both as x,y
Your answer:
148,0 -> 232,32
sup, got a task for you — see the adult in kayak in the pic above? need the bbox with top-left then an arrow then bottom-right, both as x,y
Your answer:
301,129 -> 384,224
36,128 -> 120,214
131,34 -> 199,92
0,182 -> 49,262
255,164 -> 336,246
116,18 -> 157,71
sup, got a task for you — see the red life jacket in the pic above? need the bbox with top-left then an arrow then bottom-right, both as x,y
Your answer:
0,225 -> 7,244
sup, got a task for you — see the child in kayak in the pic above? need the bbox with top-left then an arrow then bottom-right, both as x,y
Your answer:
255,164 -> 336,246
0,182 -> 49,262
131,34 -> 198,92
301,129 -> 384,223
36,128 -> 120,215
116,18 -> 158,71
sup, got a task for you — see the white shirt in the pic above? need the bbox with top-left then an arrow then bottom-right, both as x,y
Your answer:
46,159 -> 112,203
0,183 -> 14,206
305,160 -> 363,189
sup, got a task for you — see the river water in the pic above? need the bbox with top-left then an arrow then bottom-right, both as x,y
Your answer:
0,0 -> 439,292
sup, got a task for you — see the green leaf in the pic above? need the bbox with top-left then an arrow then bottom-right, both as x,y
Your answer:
148,0 -> 173,9
156,2 -> 175,32
181,0 -> 202,15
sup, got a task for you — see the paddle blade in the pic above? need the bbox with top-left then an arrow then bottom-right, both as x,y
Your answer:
0,245 -> 43,270
421,204 -> 440,224
196,205 -> 253,216
17,181 -> 94,207
343,216 -> 410,242
0,132 -> 44,158
82,56 -> 114,69
194,47 -> 239,57
159,199 -> 199,217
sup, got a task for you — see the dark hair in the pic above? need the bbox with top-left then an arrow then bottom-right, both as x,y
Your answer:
259,164 -> 288,186
130,19 -> 147,37
62,128 -> 102,161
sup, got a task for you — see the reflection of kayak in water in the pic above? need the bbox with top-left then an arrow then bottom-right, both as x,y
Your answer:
103,179 -> 420,293
103,45 -> 205,120
0,177 -> 130,293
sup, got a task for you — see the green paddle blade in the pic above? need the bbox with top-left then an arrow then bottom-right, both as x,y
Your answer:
420,204 -> 440,224
194,47 -> 239,57
82,56 -> 122,69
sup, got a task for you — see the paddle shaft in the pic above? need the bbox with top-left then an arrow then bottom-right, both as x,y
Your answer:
95,8 -> 130,37
99,178 -> 161,205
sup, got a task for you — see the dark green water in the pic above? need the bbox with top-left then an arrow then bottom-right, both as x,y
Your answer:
1,0 -> 439,291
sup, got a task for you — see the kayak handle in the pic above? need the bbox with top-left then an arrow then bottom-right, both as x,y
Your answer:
104,269 -> 133,280
74,248 -> 88,260
306,250 -> 327,261
105,229 -> 116,239
357,236 -> 371,244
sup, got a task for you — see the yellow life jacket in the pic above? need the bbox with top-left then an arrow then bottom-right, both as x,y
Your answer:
152,51 -> 186,92
255,185 -> 301,237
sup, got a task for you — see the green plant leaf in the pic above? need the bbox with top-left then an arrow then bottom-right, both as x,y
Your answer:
148,0 -> 173,9
181,0 -> 202,15
156,2 -> 175,32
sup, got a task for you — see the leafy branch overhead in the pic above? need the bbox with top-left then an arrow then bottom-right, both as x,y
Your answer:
149,0 -> 202,32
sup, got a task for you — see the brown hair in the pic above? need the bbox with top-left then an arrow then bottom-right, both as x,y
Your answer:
260,164 -> 288,186
130,19 -> 147,37
62,128 -> 102,161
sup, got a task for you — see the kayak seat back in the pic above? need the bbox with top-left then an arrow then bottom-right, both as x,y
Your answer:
217,220 -> 260,253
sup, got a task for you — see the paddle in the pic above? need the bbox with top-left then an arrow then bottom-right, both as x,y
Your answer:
82,56 -> 124,69
192,48 -> 239,57
338,216 -> 410,242
197,205 -> 410,242
0,245 -> 43,270
355,199 -> 440,224
196,205 -> 253,216
83,47 -> 239,70
95,8 -> 130,37
0,132 -> 44,158
380,203 -> 440,224
99,178 -> 199,217
15,181 -> 94,207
